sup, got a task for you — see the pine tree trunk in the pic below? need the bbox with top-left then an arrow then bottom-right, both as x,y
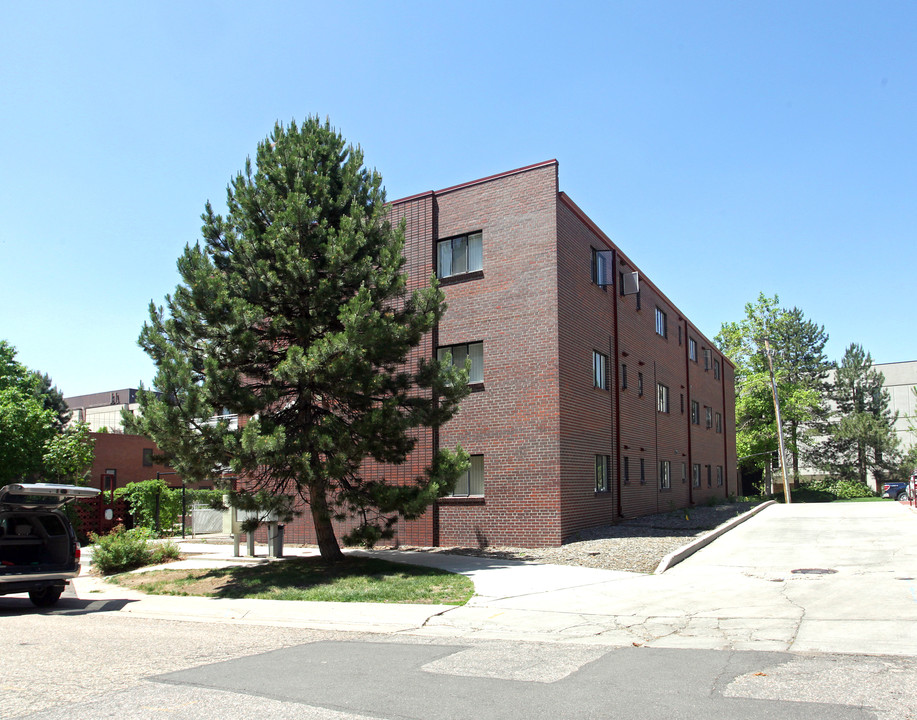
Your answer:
857,442 -> 867,484
309,484 -> 344,561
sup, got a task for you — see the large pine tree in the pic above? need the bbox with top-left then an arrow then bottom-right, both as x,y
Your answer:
128,118 -> 470,560
814,343 -> 899,484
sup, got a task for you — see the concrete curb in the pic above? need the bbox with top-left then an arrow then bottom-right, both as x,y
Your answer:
653,500 -> 777,574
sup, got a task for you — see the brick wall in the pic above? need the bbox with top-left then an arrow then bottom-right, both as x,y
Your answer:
88,432 -> 176,490
433,162 -> 564,547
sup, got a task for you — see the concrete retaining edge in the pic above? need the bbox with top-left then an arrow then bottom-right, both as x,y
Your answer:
653,500 -> 777,574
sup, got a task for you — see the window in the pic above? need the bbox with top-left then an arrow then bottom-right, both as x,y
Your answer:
682,462 -> 687,484
640,458 -> 646,484
680,393 -> 685,414
660,460 -> 671,490
715,412 -> 722,434
448,455 -> 484,496
635,290 -> 641,310
592,249 -> 610,286
714,359 -> 720,380
595,455 -> 609,492
437,232 -> 483,279
703,348 -> 711,370
689,338 -> 697,362
717,465 -> 724,487
437,342 -> 484,384
621,364 -> 628,389
707,464 -> 712,487
705,406 -> 713,429
623,457 -> 630,485
593,351 -> 608,390
638,372 -> 644,397
142,448 -> 153,467
678,325 -> 682,346
655,307 -> 667,338
657,383 -> 669,413
691,400 -> 700,425
692,463 -> 701,488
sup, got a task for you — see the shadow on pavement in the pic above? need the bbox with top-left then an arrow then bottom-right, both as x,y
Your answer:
0,596 -> 137,616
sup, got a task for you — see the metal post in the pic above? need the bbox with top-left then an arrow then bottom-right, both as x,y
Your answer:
764,338 -> 792,504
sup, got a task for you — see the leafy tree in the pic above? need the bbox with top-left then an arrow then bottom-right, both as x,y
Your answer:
42,421 -> 95,483
716,294 -> 831,480
813,343 -> 899,484
127,117 -> 470,560
0,386 -> 55,484
0,340 -> 93,484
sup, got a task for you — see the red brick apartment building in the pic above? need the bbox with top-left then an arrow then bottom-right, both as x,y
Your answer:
282,160 -> 736,548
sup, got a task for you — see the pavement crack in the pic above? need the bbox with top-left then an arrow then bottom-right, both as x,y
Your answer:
778,578 -> 806,650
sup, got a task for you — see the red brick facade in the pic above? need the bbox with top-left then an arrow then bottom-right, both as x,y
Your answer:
281,161 -> 736,548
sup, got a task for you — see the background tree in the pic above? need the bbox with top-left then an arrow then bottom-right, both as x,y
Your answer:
127,117 -> 470,561
716,294 -> 831,481
0,340 -> 93,485
813,343 -> 899,484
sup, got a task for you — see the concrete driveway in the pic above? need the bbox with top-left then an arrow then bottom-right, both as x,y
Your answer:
408,501 -> 917,655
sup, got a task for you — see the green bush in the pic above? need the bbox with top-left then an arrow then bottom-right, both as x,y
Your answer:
798,478 -> 876,501
90,525 -> 181,575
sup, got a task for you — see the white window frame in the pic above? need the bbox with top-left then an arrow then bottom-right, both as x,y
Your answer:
595,455 -> 609,492
689,338 -> 697,362
448,455 -> 484,496
655,307 -> 667,338
657,383 -> 670,413
660,460 -> 671,490
691,400 -> 700,425
592,249 -> 610,287
716,465 -> 723,487
705,406 -> 713,429
715,412 -> 722,433
437,342 -> 484,384
593,351 -> 608,390
692,463 -> 701,488
437,232 -> 483,279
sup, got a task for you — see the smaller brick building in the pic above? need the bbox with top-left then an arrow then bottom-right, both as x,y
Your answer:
65,390 -> 180,495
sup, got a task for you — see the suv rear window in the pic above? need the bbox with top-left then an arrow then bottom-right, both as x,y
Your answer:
37,515 -> 67,536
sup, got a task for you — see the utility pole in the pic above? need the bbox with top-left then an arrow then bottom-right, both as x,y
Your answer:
764,338 -> 792,503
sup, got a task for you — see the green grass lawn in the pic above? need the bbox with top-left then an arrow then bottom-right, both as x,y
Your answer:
111,555 -> 474,604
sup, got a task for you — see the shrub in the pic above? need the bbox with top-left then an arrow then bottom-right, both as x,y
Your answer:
796,478 -> 876,501
90,525 -> 181,575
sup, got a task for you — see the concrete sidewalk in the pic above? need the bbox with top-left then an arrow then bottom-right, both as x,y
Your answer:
65,500 -> 917,657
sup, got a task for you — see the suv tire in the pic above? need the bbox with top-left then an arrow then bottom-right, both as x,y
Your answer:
28,587 -> 63,607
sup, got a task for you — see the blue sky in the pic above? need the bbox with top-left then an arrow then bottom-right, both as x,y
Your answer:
1,1 -> 915,396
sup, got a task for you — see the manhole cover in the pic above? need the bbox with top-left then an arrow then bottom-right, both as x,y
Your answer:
790,568 -> 837,575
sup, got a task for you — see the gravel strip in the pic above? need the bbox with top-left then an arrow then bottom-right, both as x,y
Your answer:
405,502 -> 763,574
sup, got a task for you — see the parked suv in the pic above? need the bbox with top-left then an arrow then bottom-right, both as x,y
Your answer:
881,481 -> 911,501
0,483 -> 99,607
